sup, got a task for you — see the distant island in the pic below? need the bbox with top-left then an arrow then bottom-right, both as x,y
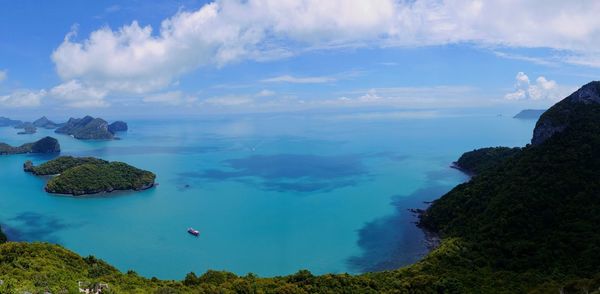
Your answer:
108,120 -> 128,133
16,123 -> 37,135
12,116 -> 63,135
0,115 -> 128,139
0,136 -> 60,155
32,116 -> 62,129
55,116 -> 128,140
513,109 -> 546,119
0,116 -> 22,127
25,156 -> 155,196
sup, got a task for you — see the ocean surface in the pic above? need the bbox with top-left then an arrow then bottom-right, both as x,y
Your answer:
0,111 -> 536,279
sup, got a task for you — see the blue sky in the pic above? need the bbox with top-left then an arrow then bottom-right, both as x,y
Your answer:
1,0 -> 600,119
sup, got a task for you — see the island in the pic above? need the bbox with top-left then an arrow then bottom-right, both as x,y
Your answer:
513,109 -> 546,119
32,116 -> 61,129
55,116 -> 127,140
25,156 -> 156,196
17,125 -> 37,135
108,120 -> 128,133
0,116 -> 22,127
13,117 -> 62,134
0,136 -> 60,155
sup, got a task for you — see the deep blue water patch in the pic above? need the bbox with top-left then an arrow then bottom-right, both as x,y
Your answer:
178,154 -> 368,193
365,151 -> 410,162
3,212 -> 80,243
72,145 -> 224,157
347,185 -> 455,273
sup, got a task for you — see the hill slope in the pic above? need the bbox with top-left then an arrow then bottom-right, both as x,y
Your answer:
421,82 -> 600,279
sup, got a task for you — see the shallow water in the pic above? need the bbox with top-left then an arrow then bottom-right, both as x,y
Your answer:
0,112 -> 535,279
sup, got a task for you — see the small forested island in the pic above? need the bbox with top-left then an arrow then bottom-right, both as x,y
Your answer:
0,136 -> 60,155
513,109 -> 546,119
25,156 -> 156,196
55,116 -> 128,140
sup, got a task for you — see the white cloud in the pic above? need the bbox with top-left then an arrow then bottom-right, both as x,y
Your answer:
50,80 -> 109,108
0,89 -> 46,108
0,70 -> 7,83
261,75 -> 336,84
202,95 -> 254,107
332,86 -> 484,108
256,89 -> 275,97
357,89 -> 383,102
504,72 -> 566,101
52,0 -> 600,98
143,91 -> 198,106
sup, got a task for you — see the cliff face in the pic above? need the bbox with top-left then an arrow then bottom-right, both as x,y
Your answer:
532,81 -> 600,145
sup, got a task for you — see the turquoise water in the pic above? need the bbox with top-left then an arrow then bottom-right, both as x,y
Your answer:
0,112 -> 536,279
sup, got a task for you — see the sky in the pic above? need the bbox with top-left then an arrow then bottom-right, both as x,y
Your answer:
1,0 -> 600,119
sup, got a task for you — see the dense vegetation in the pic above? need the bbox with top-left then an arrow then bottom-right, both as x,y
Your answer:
24,156 -> 108,175
452,146 -> 521,175
45,162 -> 156,195
0,136 -> 60,155
420,90 -> 600,290
24,156 -> 155,195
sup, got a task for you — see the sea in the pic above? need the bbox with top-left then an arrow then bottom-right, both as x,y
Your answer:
0,110 -> 536,279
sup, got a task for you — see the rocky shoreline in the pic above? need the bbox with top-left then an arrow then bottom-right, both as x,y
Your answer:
409,207 -> 442,251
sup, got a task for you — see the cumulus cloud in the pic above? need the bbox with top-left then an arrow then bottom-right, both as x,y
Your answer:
51,0 -> 600,98
504,72 -> 565,101
50,80 -> 109,108
0,70 -> 7,83
143,91 -> 198,106
0,89 -> 46,107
